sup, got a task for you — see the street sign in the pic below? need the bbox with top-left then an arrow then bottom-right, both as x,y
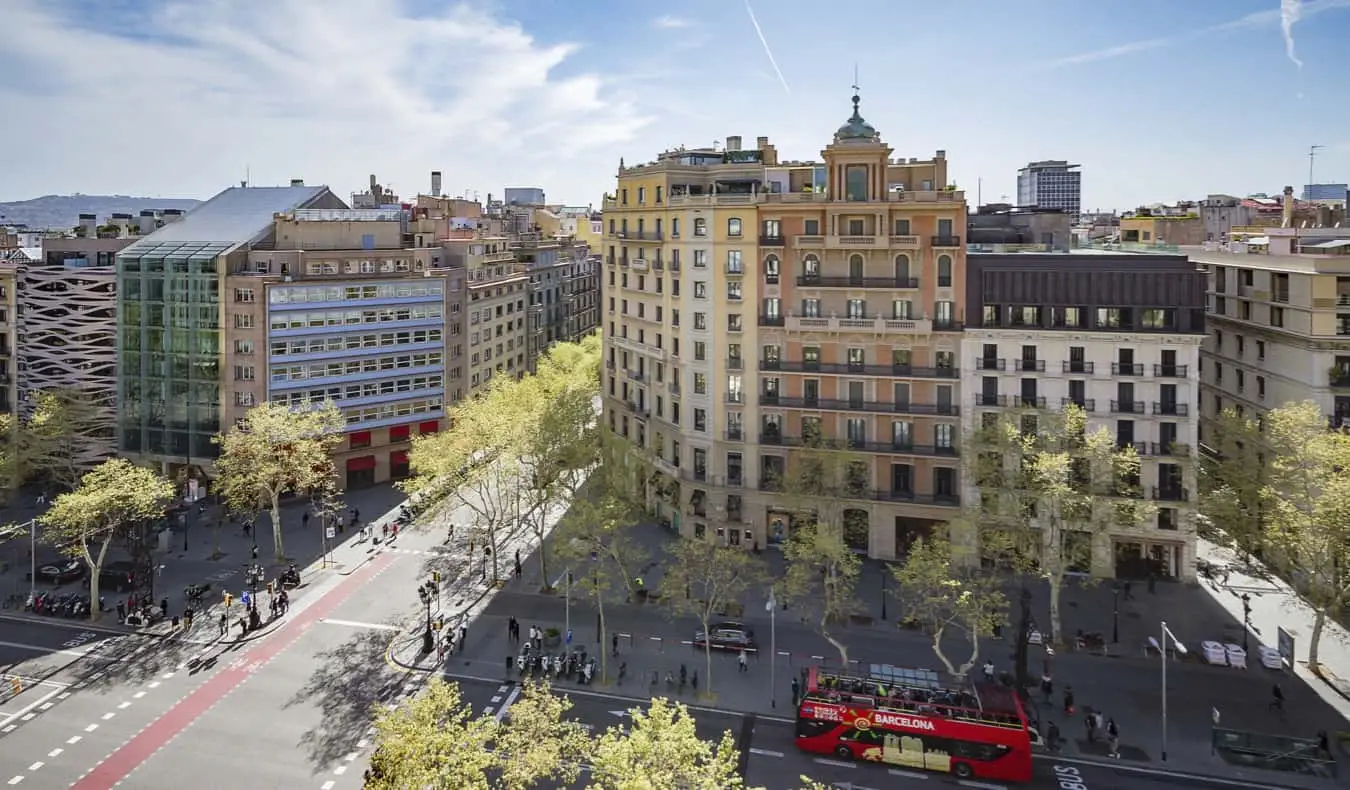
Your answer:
241,591 -> 251,608
565,629 -> 573,645
325,526 -> 336,540
1277,626 -> 1296,669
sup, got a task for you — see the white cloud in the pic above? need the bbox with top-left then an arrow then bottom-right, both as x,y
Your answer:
0,0 -> 654,203
653,15 -> 691,29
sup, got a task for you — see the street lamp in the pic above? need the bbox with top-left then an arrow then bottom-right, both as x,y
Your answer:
418,582 -> 435,655
766,587 -> 778,709
1159,620 -> 1188,762
27,519 -> 37,600
879,569 -> 887,621
1111,583 -> 1120,644
1241,594 -> 1252,652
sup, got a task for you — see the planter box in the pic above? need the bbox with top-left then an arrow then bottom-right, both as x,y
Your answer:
543,633 -> 562,648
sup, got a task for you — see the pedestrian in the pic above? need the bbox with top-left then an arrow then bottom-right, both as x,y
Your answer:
184,608 -> 195,629
515,548 -> 520,568
982,660 -> 995,682
612,633 -> 619,657
242,519 -> 252,538
738,649 -> 748,673
159,597 -> 169,619
679,664 -> 687,691
691,670 -> 698,692
514,559 -> 522,579
218,612 -> 228,637
791,676 -> 801,705
1270,683 -> 1285,714
1122,580 -> 1134,600
1084,711 -> 1097,743
1047,721 -> 1062,752
459,624 -> 467,646
302,511 -> 310,529
1106,717 -> 1120,758
251,544 -> 259,561
508,616 -> 517,641
116,601 -> 126,623
1041,671 -> 1054,702
1063,685 -> 1075,715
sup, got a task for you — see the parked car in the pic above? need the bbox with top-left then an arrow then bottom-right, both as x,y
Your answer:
28,558 -> 86,585
693,620 -> 756,651
99,561 -> 143,593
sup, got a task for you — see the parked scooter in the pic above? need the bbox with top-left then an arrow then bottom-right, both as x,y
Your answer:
580,658 -> 596,685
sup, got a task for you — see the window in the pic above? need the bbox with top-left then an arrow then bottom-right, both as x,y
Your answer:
894,254 -> 911,280
693,218 -> 707,237
693,249 -> 708,268
233,391 -> 255,407
727,250 -> 743,273
936,255 -> 952,288
764,255 -> 780,284
234,314 -> 254,329
893,218 -> 911,235
845,165 -> 868,201
1097,308 -> 1124,328
637,187 -> 646,204
693,408 -> 707,432
727,218 -> 743,237
234,365 -> 255,381
802,298 -> 821,317
234,288 -> 256,303
693,373 -> 707,394
1141,309 -> 1173,329
234,339 -> 255,354
1271,307 -> 1284,327
728,314 -> 743,332
803,219 -> 819,235
762,220 -> 781,238
892,300 -> 912,319
694,341 -> 706,361
727,282 -> 743,301
694,312 -> 707,329
846,299 -> 866,318
694,281 -> 707,299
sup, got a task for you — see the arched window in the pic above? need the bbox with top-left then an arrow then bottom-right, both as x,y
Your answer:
848,254 -> 864,279
894,254 -> 911,281
802,254 -> 820,278
937,254 -> 952,287
764,255 -> 780,285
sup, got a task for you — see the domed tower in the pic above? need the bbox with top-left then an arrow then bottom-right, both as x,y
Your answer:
822,90 -> 893,203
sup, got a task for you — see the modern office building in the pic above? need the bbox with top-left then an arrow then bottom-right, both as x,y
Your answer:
1302,183 -> 1348,202
1192,221 -> 1350,430
1016,161 -> 1082,218
602,92 -> 967,558
960,252 -> 1206,581
116,183 -> 348,478
504,187 -> 547,206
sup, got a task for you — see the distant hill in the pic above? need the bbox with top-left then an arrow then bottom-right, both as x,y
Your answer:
0,194 -> 202,231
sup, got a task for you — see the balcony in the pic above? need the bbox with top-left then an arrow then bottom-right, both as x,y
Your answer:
1110,400 -> 1145,414
758,394 -> 959,416
1154,364 -> 1188,378
1062,360 -> 1095,374
758,433 -> 959,458
977,395 -> 1046,408
931,235 -> 962,248
1111,363 -> 1145,376
758,314 -> 786,327
614,230 -> 663,242
1014,359 -> 1047,373
725,392 -> 745,404
625,369 -> 647,383
726,357 -> 743,370
1149,442 -> 1191,457
668,381 -> 681,396
795,235 -> 825,247
826,235 -> 882,249
1152,402 -> 1188,416
1121,442 -> 1148,456
1152,486 -> 1190,502
623,400 -> 651,420
725,428 -> 744,442
795,275 -> 919,289
760,235 -> 786,247
726,264 -> 744,276
975,358 -> 1005,371
869,490 -> 961,507
933,320 -> 963,332
611,335 -> 665,360
670,260 -> 682,273
784,314 -> 934,334
1060,398 -> 1096,412
631,258 -> 649,272
889,235 -> 921,247
758,360 -> 958,379
1331,369 -> 1350,388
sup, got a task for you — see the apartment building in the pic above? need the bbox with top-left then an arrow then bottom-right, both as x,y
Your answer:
1194,224 -> 1350,430
518,235 -> 574,369
602,93 -> 968,558
961,252 -> 1207,581
1119,206 -> 1204,247
563,256 -> 601,342
230,208 -> 464,488
441,236 -> 530,394
0,262 -> 16,417
116,183 -> 349,479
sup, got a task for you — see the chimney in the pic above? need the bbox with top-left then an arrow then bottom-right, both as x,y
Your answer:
726,136 -> 742,152
1282,185 -> 1295,228
431,171 -> 443,197
137,210 -> 156,234
79,213 -> 97,235
290,178 -> 305,187
756,136 -> 768,149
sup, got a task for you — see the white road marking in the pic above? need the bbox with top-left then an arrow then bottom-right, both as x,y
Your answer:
161,672 -> 175,679
957,782 -> 1006,790
332,766 -> 347,776
38,703 -> 53,711
321,783 -> 335,790
0,640 -> 110,660
494,686 -> 522,722
24,764 -> 40,772
148,682 -> 161,689
344,752 -> 358,762
20,714 -> 34,722
356,739 -> 369,749
133,691 -> 146,699
7,777 -> 22,785
814,758 -> 855,768
749,748 -> 784,758
117,702 -> 131,710
83,724 -> 98,732
890,768 -> 929,779
101,713 -> 115,720
57,692 -> 70,699
66,736 -> 81,744
497,685 -> 509,692
490,695 -> 502,703
319,618 -> 401,632
483,706 -> 495,715
46,750 -> 61,758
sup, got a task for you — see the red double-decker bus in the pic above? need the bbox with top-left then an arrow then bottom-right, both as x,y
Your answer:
794,665 -> 1035,783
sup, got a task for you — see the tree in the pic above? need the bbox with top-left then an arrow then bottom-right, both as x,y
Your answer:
774,441 -> 865,667
492,681 -> 591,789
1198,408 -> 1265,560
213,401 -> 345,561
366,679 -> 498,789
590,697 -> 745,789
966,405 -> 1152,649
661,537 -> 767,698
892,532 -> 1008,678
39,459 -> 174,621
0,388 -> 104,504
1243,402 -> 1350,669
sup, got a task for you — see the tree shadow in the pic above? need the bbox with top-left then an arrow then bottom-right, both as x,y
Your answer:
286,627 -> 406,770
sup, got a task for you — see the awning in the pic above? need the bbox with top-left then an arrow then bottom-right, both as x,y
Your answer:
346,455 -> 376,472
1245,236 -> 1270,245
348,430 -> 371,446
1303,239 -> 1350,249
418,420 -> 440,434
390,450 -> 409,466
389,424 -> 411,441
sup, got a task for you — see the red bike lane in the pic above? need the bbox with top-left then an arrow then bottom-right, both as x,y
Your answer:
70,553 -> 396,790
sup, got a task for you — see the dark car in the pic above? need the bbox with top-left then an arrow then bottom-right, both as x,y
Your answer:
100,561 -> 143,593
693,620 -> 756,651
28,558 -> 86,585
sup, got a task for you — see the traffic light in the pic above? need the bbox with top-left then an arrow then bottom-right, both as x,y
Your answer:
223,592 -> 233,608
266,581 -> 275,595
432,571 -> 442,584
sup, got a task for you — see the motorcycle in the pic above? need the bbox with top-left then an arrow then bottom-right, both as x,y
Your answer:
184,583 -> 211,603
554,655 -> 566,679
580,658 -> 596,685
280,567 -> 301,589
517,647 -> 533,676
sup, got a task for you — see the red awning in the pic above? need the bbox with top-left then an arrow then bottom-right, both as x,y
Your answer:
418,420 -> 440,434
389,425 -> 411,442
390,450 -> 409,465
346,455 -> 377,472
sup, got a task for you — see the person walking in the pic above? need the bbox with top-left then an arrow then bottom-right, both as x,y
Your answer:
218,612 -> 228,637
1062,685 -> 1075,715
738,649 -> 749,673
1047,721 -> 1062,752
1084,710 -> 1097,743
1040,671 -> 1054,703
982,660 -> 995,682
1270,683 -> 1285,716
1106,717 -> 1120,758
791,676 -> 801,706
302,511 -> 310,530
612,633 -> 619,657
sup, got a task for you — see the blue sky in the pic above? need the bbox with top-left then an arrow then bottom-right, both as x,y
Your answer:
3,0 -> 1349,211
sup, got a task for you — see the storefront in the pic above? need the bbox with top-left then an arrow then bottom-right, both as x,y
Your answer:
1113,539 -> 1183,580
389,450 -> 410,481
346,455 -> 377,490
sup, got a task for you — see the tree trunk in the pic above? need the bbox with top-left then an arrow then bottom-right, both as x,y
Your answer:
930,625 -> 958,676
1048,574 -> 1064,647
596,591 -> 608,681
702,617 -> 714,697
958,625 -> 981,679
1309,607 -> 1326,669
533,512 -> 549,589
212,514 -> 223,559
86,533 -> 113,621
269,492 -> 285,560
1014,587 -> 1032,691
821,612 -> 849,668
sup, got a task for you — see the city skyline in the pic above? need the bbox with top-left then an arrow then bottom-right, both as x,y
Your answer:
3,0 -> 1350,209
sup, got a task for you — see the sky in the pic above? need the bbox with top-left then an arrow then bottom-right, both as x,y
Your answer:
3,0 -> 1350,211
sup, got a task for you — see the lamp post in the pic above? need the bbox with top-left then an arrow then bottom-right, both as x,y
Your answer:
418,582 -> 435,655
1241,594 -> 1252,652
564,569 -> 572,639
1160,620 -> 1188,762
879,569 -> 887,621
1111,583 -> 1120,644
767,588 -> 778,708
27,519 -> 37,600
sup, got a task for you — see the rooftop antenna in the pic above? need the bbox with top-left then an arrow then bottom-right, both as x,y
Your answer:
243,165 -> 250,188
1309,145 -> 1325,196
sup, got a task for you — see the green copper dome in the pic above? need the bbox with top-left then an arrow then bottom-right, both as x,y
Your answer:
835,93 -> 878,142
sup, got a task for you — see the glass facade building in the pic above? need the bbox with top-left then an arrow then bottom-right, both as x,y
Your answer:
117,241 -> 235,459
